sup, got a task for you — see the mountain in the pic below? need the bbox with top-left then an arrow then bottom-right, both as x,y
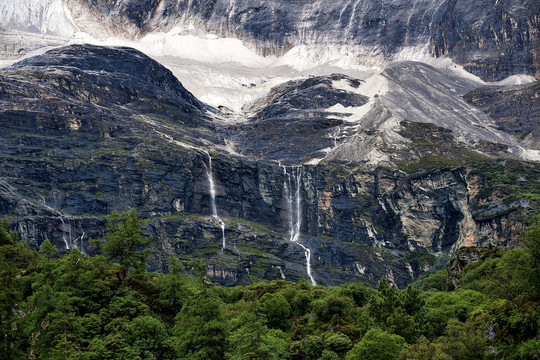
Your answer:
0,1 -> 539,287
8,0 -> 540,77
1,43 -> 539,287
2,0 -> 539,80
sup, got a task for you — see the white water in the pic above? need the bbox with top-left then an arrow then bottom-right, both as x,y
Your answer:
277,265 -> 286,280
75,229 -> 87,255
282,165 -> 316,285
59,216 -> 70,250
203,151 -> 226,250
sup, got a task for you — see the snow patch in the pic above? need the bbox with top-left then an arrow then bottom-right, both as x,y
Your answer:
327,74 -> 389,122
304,157 -> 325,165
139,27 -> 274,67
0,0 -> 75,36
273,44 -> 385,72
491,74 -> 537,86
519,148 -> 540,162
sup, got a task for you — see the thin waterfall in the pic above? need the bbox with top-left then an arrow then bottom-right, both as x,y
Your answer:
75,230 -> 87,255
203,151 -> 226,250
68,220 -> 73,248
39,194 -> 71,251
277,265 -> 286,280
281,165 -> 316,285
59,217 -> 70,250
39,194 -> 86,254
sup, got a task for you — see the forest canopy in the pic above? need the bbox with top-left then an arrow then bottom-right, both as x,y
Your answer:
0,211 -> 539,360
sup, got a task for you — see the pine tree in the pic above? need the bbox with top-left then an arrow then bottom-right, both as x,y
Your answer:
39,238 -> 58,259
95,209 -> 151,282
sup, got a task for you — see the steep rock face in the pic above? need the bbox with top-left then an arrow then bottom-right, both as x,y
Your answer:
1,45 -> 539,288
430,0 -> 540,81
463,81 -> 540,149
232,74 -> 368,164
303,163 -> 536,254
0,0 -> 75,36
60,0 -> 540,80
2,0 -> 538,80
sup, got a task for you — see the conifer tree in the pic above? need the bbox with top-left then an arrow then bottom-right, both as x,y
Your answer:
95,209 -> 151,282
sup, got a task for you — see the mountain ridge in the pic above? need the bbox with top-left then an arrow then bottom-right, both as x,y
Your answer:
1,0 -> 539,81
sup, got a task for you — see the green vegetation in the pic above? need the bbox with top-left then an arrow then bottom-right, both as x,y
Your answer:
470,161 -> 540,205
404,249 -> 436,269
397,120 -> 491,173
0,214 -> 539,359
399,154 -> 463,173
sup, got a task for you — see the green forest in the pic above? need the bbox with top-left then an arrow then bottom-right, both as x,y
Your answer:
1,211 -> 539,360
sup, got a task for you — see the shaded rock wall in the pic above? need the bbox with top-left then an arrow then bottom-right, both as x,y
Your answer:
3,149 -> 535,287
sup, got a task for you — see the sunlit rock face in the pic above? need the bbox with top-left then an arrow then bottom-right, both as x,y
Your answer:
57,0 -> 538,81
1,0 -> 538,80
1,0 -> 539,288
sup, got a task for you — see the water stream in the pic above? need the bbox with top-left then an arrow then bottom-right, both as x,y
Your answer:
59,216 -> 70,250
282,165 -> 316,285
203,151 -> 226,250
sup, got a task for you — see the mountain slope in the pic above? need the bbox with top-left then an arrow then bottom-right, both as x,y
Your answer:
59,0 -> 540,80
1,0 -> 538,81
1,45 -> 539,288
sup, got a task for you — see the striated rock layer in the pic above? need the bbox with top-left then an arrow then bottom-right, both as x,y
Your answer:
61,0 -> 540,80
1,0 -> 539,80
1,45 -> 539,287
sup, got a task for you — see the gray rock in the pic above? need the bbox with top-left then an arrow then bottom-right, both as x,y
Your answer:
1,45 -> 538,289
65,0 -> 540,80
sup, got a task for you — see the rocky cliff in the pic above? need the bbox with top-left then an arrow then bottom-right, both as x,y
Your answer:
1,0 -> 538,80
1,45 -> 538,288
463,80 -> 540,149
57,0 -> 539,80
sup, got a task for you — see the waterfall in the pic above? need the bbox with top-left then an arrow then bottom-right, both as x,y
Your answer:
282,165 -> 316,285
38,194 -> 72,251
277,265 -> 286,280
75,230 -> 87,255
203,151 -> 226,250
59,217 -> 70,250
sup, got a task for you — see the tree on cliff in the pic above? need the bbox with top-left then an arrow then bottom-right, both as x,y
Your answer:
94,209 -> 151,282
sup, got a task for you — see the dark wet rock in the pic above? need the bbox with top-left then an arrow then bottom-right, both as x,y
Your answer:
1,44 -> 539,289
232,74 -> 368,164
246,74 -> 367,120
463,81 -> 540,149
2,44 -> 211,131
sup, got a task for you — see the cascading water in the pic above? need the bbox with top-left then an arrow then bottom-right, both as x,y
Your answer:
281,165 -> 316,285
75,230 -> 87,255
38,194 -> 86,253
39,194 -> 72,251
59,217 -> 70,250
203,151 -> 226,250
